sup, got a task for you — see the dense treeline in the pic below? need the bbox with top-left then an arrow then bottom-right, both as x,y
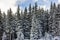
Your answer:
0,2 -> 60,40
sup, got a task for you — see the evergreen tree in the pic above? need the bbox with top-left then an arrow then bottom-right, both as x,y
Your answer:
7,8 -> 14,40
29,4 -> 31,15
39,9 -> 45,37
30,6 -> 35,40
15,5 -> 21,40
44,10 -> 49,32
16,5 -> 24,40
35,2 -> 37,14
2,12 -> 6,32
30,5 -> 39,40
0,9 -> 4,40
49,2 -> 57,36
24,7 -> 27,17
16,5 -> 20,20
49,2 -> 53,34
23,7 -> 31,39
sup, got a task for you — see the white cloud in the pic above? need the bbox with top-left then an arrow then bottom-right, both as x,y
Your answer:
38,5 -> 50,10
58,0 -> 60,3
0,0 -> 28,14
43,0 -> 49,2
40,5 -> 46,10
33,0 -> 39,2
0,0 -> 17,14
56,0 -> 60,6
17,0 -> 27,3
43,0 -> 47,1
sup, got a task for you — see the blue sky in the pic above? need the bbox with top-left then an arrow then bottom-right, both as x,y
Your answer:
16,0 -> 58,9
0,0 -> 59,13
16,0 -> 58,10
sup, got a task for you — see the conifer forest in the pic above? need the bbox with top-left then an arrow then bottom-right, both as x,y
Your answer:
1,2 -> 60,40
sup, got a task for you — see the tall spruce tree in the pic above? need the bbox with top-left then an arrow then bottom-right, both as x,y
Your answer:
30,6 -> 35,40
23,7 -> 30,39
30,3 -> 40,40
0,9 -> 4,40
44,10 -> 49,32
49,2 -> 57,36
39,9 -> 45,37
16,5 -> 20,20
16,5 -> 21,40
7,8 -> 14,40
2,12 -> 6,32
24,7 -> 27,17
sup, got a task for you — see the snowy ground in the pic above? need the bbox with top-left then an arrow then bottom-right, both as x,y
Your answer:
2,32 -> 60,40
27,33 -> 60,40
